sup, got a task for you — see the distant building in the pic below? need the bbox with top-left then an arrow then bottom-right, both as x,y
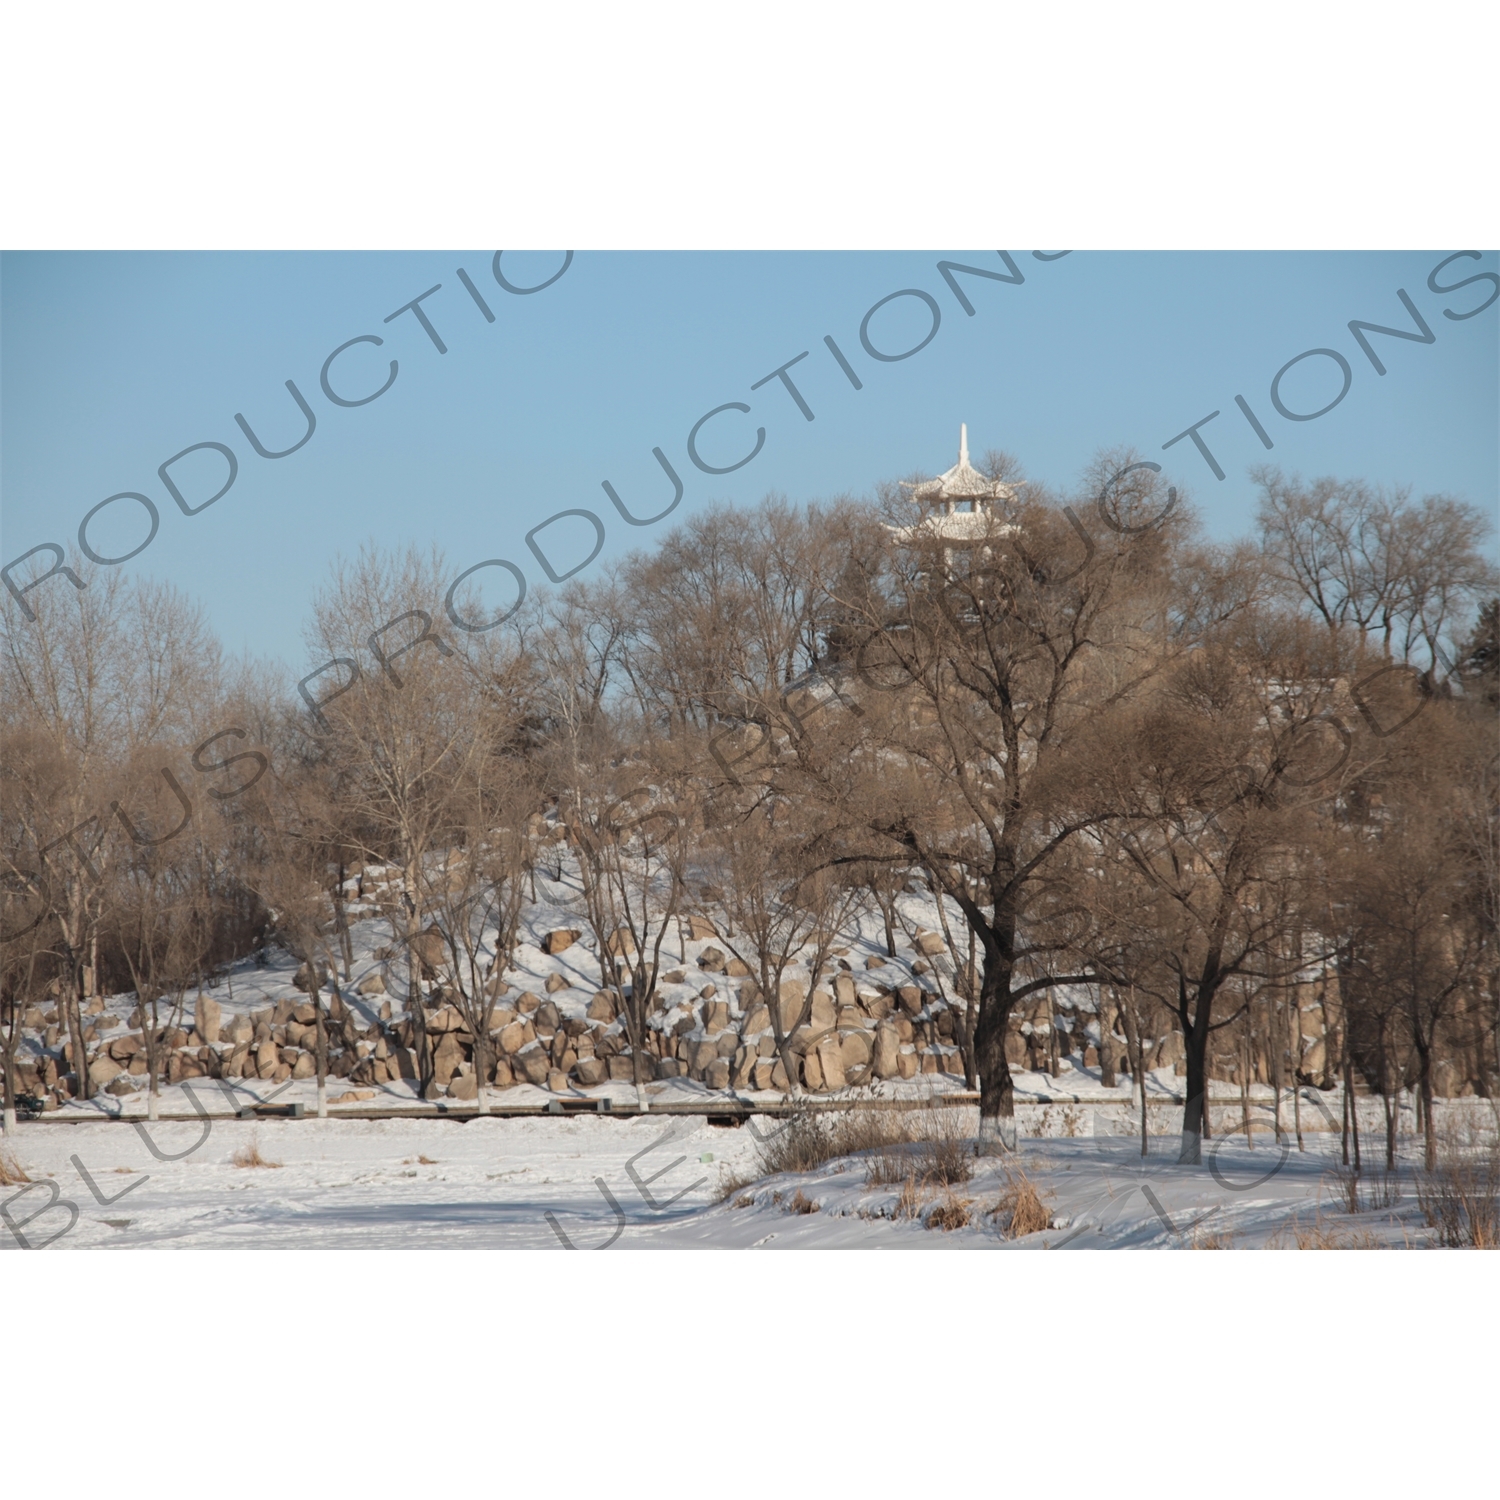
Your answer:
889,425 -> 1020,566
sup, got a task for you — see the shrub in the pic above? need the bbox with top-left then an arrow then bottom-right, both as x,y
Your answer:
990,1166 -> 1050,1238
926,1193 -> 973,1232
232,1131 -> 281,1169
1416,1145 -> 1499,1249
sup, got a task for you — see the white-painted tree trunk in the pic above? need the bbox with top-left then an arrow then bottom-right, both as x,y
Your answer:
2,1106 -> 16,1135
317,1080 -> 328,1119
148,1087 -> 160,1123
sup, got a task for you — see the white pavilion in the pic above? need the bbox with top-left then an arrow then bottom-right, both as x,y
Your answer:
888,425 -> 1019,562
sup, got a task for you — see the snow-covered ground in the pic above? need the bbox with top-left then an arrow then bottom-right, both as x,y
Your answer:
7,1100 -> 1487,1250
10,852 -> 1494,1251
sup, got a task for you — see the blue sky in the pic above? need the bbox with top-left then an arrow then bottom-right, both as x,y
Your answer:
2,250 -> 1496,673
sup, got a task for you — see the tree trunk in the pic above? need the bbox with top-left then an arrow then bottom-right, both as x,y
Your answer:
1342,1033 -> 1361,1173
314,977 -> 328,1119
974,973 -> 1017,1152
1119,989 -> 1147,1156
3,1019 -> 17,1135
65,960 -> 89,1102
1100,990 -> 1116,1089
1418,1044 -> 1436,1172
1239,1033 -> 1252,1149
1179,988 -> 1213,1165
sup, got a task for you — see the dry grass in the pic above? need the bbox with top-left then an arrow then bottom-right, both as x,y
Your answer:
757,1102 -> 915,1177
785,1189 -> 819,1215
1191,1226 -> 1238,1249
990,1166 -> 1051,1238
1416,1144 -> 1500,1249
232,1132 -> 281,1169
1329,1163 -> 1404,1214
732,1194 -> 755,1210
715,1164 -> 759,1203
1275,1217 -> 1385,1250
0,1148 -> 31,1186
915,1125 -> 974,1187
926,1193 -> 973,1232
1329,1163 -> 1363,1214
894,1176 -> 925,1221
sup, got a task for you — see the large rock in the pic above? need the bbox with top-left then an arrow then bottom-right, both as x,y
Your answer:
816,1035 -> 847,1091
833,973 -> 858,1007
293,962 -> 329,994
357,970 -> 386,996
1005,1032 -> 1028,1066
872,1023 -> 901,1080
698,946 -> 726,972
776,982 -> 807,1033
897,985 -> 925,1016
914,930 -> 947,957
499,1022 -> 529,1055
544,973 -> 569,994
1301,1039 -> 1327,1079
254,1040 -> 280,1078
536,1000 -> 561,1032
840,1029 -> 873,1071
731,1045 -> 756,1088
491,1058 -> 515,1088
753,1059 -> 777,1090
802,1047 -> 825,1091
543,928 -> 581,956
88,1056 -> 123,1089
809,990 -> 836,1030
608,1054 -> 647,1083
292,1051 -> 317,1079
687,916 -> 719,941
725,958 -> 752,978
691,1039 -> 721,1074
428,1005 -> 465,1033
410,926 -> 448,975
574,1056 -> 608,1087
194,995 -> 221,1049
518,1049 -> 552,1086
705,1059 -> 731,1090
715,1031 -> 740,1060
703,1000 -> 730,1035
587,991 -> 616,1022
741,1005 -> 771,1035
605,927 -> 636,957
448,1069 -> 478,1101
432,1034 -> 465,1083
896,1049 -> 919,1080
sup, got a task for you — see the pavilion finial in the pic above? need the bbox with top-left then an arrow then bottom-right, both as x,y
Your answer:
959,423 -> 969,467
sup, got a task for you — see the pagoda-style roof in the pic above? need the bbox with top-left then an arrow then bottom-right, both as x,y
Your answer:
889,424 -> 1020,548
901,424 -> 1015,508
